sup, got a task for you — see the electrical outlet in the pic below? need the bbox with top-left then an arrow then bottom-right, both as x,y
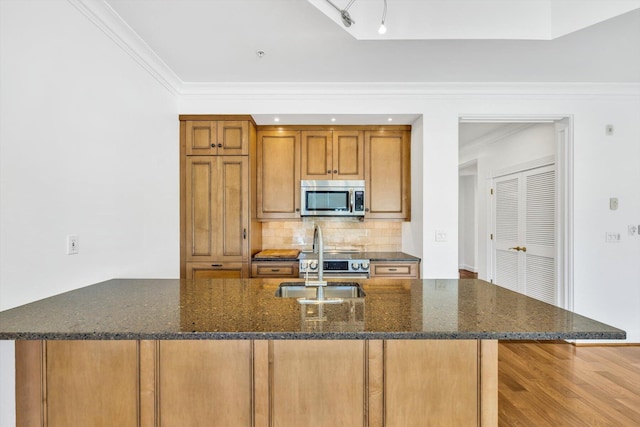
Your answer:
605,232 -> 620,243
67,235 -> 79,255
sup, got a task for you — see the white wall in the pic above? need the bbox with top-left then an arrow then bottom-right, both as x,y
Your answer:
0,1 -> 179,425
458,174 -> 476,272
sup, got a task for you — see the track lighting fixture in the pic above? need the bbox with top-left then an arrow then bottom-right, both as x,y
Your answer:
378,0 -> 387,34
326,0 -> 356,27
325,0 -> 388,33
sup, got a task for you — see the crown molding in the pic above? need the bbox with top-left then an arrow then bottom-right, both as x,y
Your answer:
67,0 -> 182,95
180,82 -> 640,98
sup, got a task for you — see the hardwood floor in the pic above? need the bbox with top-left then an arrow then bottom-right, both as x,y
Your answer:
499,341 -> 640,426
459,269 -> 478,279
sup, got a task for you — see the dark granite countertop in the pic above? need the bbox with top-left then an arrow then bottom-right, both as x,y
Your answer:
0,278 -> 624,341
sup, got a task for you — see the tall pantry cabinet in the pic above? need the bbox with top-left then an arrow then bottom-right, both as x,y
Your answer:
180,116 -> 261,279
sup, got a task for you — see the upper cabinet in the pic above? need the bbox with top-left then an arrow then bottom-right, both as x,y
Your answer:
301,130 -> 364,180
256,126 -> 410,220
257,130 -> 301,219
365,130 -> 411,220
185,120 -> 249,156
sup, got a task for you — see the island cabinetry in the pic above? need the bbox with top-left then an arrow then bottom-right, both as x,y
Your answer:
251,260 -> 299,278
370,260 -> 420,278
256,130 -> 301,219
365,130 -> 411,220
16,339 -> 497,427
185,120 -> 249,156
301,130 -> 364,180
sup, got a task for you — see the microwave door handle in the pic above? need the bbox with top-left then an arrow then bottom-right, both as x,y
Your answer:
350,189 -> 354,213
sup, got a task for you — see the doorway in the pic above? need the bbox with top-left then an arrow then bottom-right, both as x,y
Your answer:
458,116 -> 573,310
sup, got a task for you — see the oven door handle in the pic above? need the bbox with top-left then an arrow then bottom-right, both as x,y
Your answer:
350,189 -> 354,213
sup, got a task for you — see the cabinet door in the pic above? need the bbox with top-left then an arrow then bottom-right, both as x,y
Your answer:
186,156 -> 248,263
257,130 -> 301,219
186,157 -> 217,262
267,341 -> 367,427
185,121 -> 217,155
218,121 -> 249,155
217,156 -> 249,262
186,262 -> 249,279
158,341 -> 253,427
301,130 -> 333,180
365,130 -> 411,219
333,130 -> 364,179
46,341 -> 139,427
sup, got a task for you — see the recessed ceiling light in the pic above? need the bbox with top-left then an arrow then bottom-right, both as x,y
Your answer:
256,50 -> 265,58
274,117 -> 280,122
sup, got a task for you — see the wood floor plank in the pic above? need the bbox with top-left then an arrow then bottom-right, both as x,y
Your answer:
499,341 -> 640,426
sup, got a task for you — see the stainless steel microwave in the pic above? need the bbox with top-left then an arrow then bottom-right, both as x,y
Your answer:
300,180 -> 365,217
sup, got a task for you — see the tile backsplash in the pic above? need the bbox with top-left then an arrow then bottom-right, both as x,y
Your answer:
261,220 -> 402,252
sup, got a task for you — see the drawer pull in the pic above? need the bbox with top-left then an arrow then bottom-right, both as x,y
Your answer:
211,264 -> 222,267
388,268 -> 397,272
271,269 -> 280,272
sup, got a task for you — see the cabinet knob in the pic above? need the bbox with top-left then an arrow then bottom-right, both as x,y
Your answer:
333,170 -> 338,174
365,208 -> 370,212
295,208 -> 300,212
243,228 -> 247,239
327,170 -> 331,174
218,143 -> 222,148
210,144 -> 215,148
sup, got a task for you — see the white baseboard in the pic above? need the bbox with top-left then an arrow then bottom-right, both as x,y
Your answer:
458,264 -> 477,272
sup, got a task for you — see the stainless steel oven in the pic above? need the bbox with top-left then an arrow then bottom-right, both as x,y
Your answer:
299,252 -> 370,279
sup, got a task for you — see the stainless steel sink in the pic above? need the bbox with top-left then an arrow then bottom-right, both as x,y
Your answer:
275,282 -> 366,298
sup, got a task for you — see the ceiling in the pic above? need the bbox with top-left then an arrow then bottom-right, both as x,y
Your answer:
105,0 -> 640,84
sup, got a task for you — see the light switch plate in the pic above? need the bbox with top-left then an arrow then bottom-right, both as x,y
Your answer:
435,230 -> 447,242
609,198 -> 618,210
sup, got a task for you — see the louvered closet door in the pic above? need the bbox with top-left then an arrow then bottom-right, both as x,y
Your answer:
523,165 -> 556,304
493,175 -> 522,293
493,165 -> 556,305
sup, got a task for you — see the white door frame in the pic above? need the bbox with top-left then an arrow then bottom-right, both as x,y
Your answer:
459,114 -> 573,311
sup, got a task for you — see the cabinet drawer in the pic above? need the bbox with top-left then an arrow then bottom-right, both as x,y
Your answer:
251,262 -> 299,278
370,262 -> 419,278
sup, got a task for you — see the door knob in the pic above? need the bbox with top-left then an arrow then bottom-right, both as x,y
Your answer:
509,246 -> 527,252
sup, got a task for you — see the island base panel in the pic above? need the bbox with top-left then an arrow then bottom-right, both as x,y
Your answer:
15,339 -> 497,427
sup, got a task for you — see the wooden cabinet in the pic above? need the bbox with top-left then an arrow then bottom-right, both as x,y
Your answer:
256,130 -> 301,219
185,156 -> 248,263
251,261 -> 299,278
365,130 -> 411,220
17,339 -> 497,427
301,130 -> 364,180
185,120 -> 249,156
180,116 -> 261,279
370,261 -> 420,278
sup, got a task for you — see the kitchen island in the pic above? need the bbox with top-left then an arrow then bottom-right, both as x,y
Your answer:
0,278 -> 625,427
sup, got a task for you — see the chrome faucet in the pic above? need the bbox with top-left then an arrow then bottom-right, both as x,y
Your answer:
313,224 -> 325,285
303,224 -> 328,300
